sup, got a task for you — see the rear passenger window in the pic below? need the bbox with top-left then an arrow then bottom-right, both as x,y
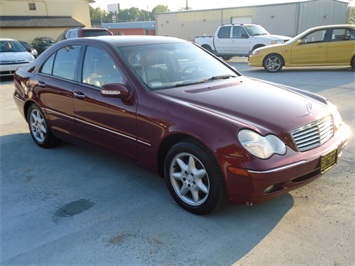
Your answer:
40,45 -> 81,80
218,27 -> 231,39
40,53 -> 55,74
331,28 -> 354,41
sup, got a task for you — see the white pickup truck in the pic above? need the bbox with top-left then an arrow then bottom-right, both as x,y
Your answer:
194,24 -> 291,60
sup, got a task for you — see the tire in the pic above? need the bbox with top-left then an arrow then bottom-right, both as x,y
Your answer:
27,104 -> 60,148
351,56 -> 355,71
263,54 -> 284,72
222,56 -> 232,61
164,140 -> 226,215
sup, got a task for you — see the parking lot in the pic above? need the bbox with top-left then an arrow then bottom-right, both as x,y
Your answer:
1,60 -> 354,265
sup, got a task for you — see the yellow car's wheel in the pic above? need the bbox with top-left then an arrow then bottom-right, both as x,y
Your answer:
263,54 -> 284,73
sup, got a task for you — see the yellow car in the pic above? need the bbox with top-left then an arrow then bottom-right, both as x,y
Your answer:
249,24 -> 355,72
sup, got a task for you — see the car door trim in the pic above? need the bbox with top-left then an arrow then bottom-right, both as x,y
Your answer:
45,107 -> 152,147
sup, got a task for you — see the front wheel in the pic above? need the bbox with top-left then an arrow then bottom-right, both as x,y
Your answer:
263,54 -> 284,72
164,140 -> 226,215
27,104 -> 60,148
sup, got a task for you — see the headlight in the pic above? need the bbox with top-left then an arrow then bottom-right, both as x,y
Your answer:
271,40 -> 283,45
327,101 -> 343,129
238,129 -> 286,159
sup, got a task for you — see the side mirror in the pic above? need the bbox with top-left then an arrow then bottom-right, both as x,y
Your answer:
241,33 -> 249,39
296,39 -> 304,45
101,83 -> 130,99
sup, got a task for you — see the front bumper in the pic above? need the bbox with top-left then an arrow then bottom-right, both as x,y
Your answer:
0,63 -> 29,77
224,123 -> 350,205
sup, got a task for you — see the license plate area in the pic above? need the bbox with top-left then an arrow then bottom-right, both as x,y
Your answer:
320,149 -> 337,173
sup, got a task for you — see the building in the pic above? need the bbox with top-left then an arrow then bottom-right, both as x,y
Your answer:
102,21 -> 156,36
156,0 -> 349,41
0,0 -> 93,43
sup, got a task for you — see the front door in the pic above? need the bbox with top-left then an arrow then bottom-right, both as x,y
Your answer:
291,29 -> 327,65
73,45 -> 138,159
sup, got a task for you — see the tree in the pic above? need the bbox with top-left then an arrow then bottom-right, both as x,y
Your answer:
152,5 -> 170,17
90,4 -> 170,25
347,6 -> 355,24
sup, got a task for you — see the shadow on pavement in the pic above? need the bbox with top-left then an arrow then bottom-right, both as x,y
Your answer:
1,133 -> 293,265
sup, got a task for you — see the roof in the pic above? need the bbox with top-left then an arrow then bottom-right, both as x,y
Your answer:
56,35 -> 184,48
102,21 -> 156,30
0,16 -> 84,28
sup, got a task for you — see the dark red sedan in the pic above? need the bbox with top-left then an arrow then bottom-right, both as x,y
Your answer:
13,36 -> 350,214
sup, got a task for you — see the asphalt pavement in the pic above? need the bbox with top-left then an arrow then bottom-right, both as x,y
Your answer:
1,60 -> 354,265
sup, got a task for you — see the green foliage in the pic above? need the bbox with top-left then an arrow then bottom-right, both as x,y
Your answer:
348,6 -> 355,24
89,4 -> 170,25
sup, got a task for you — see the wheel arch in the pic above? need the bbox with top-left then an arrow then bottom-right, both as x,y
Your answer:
252,44 -> 265,52
157,133 -> 212,177
351,55 -> 355,69
201,44 -> 213,53
23,100 -> 37,122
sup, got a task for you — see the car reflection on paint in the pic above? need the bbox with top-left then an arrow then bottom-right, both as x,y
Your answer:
13,36 -> 349,214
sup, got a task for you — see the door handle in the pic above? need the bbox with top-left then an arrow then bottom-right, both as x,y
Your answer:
38,80 -> 46,87
74,91 -> 86,99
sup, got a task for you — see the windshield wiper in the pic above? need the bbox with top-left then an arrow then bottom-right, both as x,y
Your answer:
207,74 -> 237,81
168,74 -> 237,88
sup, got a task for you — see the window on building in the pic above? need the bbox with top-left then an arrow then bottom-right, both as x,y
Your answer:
29,3 -> 36,11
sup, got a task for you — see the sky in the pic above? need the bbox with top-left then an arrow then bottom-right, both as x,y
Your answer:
90,0 -> 353,12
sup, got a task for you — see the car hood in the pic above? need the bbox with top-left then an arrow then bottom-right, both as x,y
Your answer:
156,76 -> 329,134
257,34 -> 291,41
0,51 -> 34,62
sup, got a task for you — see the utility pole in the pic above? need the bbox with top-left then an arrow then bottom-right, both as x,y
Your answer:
186,0 -> 188,10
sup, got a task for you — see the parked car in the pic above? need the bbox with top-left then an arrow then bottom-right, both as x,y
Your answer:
56,27 -> 112,41
0,38 -> 35,77
249,24 -> 355,72
19,40 -> 38,58
194,24 -> 291,60
13,36 -> 349,214
31,37 -> 55,54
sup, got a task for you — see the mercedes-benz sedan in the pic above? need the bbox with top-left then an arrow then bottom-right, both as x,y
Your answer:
13,36 -> 350,214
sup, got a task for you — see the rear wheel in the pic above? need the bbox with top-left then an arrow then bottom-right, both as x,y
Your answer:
222,56 -> 232,61
351,56 -> 355,71
27,104 -> 60,148
263,54 -> 284,72
164,140 -> 226,215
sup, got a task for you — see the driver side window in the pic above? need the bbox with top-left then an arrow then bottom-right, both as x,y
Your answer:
303,30 -> 327,44
82,46 -> 123,87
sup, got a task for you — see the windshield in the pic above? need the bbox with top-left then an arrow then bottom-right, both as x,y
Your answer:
41,38 -> 55,45
118,42 -> 239,90
0,40 -> 27,52
244,25 -> 269,36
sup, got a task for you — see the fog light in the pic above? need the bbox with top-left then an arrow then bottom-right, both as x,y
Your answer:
264,185 -> 275,193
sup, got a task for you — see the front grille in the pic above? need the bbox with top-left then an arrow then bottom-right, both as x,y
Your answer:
291,115 -> 334,152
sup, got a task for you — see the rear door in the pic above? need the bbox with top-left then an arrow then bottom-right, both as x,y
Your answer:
214,26 -> 232,54
35,44 -> 82,136
326,27 -> 355,65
